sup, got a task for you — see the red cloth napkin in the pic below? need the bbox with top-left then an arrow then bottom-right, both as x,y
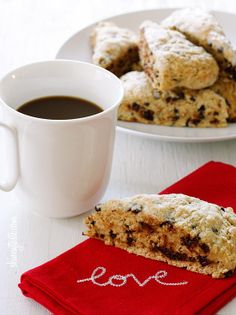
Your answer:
19,161 -> 236,315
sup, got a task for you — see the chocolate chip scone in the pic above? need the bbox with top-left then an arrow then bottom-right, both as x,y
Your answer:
139,21 -> 219,91
90,21 -> 139,77
162,8 -> 236,80
85,194 -> 236,278
212,74 -> 236,122
118,71 -> 228,127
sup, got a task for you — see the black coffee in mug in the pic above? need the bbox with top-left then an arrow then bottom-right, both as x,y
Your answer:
17,96 -> 103,120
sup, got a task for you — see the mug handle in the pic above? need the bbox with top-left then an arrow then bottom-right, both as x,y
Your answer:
0,122 -> 19,191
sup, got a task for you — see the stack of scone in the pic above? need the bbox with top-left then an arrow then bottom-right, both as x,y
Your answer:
90,8 -> 236,128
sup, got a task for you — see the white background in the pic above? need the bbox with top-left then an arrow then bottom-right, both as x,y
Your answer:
0,0 -> 235,314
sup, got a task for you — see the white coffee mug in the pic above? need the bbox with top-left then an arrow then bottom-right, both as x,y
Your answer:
0,60 -> 123,218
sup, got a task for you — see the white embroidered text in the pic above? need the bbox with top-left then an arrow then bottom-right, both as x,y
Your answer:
77,266 -> 188,287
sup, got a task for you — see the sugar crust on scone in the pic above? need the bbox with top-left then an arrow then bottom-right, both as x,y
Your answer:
139,21 -> 219,91
162,8 -> 236,80
118,71 -> 228,127
85,193 -> 236,278
90,21 -> 139,77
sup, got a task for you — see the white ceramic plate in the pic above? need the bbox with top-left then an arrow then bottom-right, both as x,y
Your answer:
56,8 -> 236,142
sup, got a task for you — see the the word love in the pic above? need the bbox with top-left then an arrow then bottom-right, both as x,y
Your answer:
77,266 -> 188,287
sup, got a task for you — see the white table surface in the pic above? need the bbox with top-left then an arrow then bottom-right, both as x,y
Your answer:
0,0 -> 236,314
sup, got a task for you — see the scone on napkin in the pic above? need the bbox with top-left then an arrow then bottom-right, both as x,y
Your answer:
19,161 -> 236,315
85,193 -> 236,278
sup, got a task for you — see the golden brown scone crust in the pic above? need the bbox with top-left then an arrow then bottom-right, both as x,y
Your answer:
91,21 -> 139,77
118,71 -> 228,127
139,21 -> 219,91
85,194 -> 236,278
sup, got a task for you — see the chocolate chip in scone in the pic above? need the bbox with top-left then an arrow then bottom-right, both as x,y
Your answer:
140,222 -> 154,233
128,204 -> 143,214
213,111 -> 219,116
185,118 -> 190,127
144,102 -> 150,106
172,108 -> 180,122
220,207 -> 226,212
212,227 -> 218,234
224,270 -> 234,278
127,236 -> 134,246
99,234 -> 105,239
198,255 -> 211,267
226,99 -> 231,107
132,102 -> 140,112
174,108 -> 179,114
181,235 -> 200,249
176,90 -> 185,100
109,230 -> 117,239
91,220 -> 96,226
225,65 -> 236,80
142,109 -> 154,121
210,118 -> 219,124
198,105 -> 205,119
173,116 -> 180,122
208,42 -> 213,47
190,118 -> 201,125
160,220 -> 174,230
95,204 -> 102,212
200,243 -> 210,254
125,229 -> 133,235
157,246 -> 187,261
190,96 -> 196,102
174,252 -> 188,261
